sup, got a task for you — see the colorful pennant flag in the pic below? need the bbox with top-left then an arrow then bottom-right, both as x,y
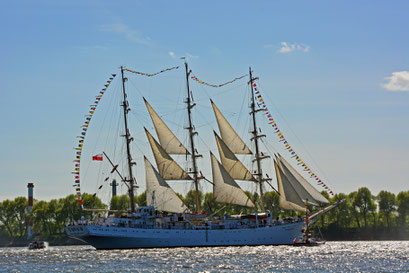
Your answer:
124,66 -> 179,77
190,74 -> 247,88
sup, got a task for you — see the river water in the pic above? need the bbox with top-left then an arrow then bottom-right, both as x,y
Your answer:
1,241 -> 408,272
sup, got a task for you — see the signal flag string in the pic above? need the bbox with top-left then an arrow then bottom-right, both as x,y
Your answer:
123,66 -> 180,77
72,74 -> 117,207
190,74 -> 248,87
252,82 -> 334,196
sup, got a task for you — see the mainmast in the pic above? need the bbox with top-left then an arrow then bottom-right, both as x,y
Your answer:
184,61 -> 202,213
120,66 -> 136,212
249,67 -> 268,211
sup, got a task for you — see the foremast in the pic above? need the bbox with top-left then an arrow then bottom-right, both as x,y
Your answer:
184,61 -> 202,213
249,67 -> 269,211
120,66 -> 137,212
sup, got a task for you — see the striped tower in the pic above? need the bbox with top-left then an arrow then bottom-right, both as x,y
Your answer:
27,183 -> 34,240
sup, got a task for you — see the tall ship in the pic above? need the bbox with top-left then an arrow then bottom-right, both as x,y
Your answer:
65,62 -> 340,249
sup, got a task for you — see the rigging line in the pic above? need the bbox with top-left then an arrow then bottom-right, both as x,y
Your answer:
192,104 -> 219,129
92,84 -> 122,192
175,74 -> 186,138
111,109 -> 122,166
193,82 -> 249,103
129,109 -> 153,131
127,74 -> 185,105
238,84 -> 252,153
103,87 -> 122,160
127,78 -> 146,98
259,82 -> 334,187
81,78 -> 121,188
128,79 -> 172,106
88,79 -> 120,155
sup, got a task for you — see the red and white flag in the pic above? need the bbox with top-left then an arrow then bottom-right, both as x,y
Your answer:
92,154 -> 103,161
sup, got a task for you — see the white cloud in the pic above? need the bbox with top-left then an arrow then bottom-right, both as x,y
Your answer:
168,51 -> 199,60
278,42 -> 310,53
186,53 -> 199,59
382,71 -> 409,91
169,51 -> 176,59
100,23 -> 150,45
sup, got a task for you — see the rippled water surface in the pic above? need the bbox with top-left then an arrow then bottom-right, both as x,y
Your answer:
1,241 -> 408,272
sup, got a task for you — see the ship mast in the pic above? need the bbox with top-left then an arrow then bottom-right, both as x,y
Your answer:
120,66 -> 136,212
249,67 -> 267,211
184,61 -> 202,213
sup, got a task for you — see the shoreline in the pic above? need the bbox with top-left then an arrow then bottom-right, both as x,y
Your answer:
1,236 -> 408,248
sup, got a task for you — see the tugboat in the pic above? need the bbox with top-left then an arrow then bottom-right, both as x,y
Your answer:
28,241 -> 46,250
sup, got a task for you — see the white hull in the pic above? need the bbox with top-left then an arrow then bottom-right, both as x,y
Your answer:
66,222 -> 304,249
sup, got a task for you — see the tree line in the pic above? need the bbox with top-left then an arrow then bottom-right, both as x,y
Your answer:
0,187 -> 408,240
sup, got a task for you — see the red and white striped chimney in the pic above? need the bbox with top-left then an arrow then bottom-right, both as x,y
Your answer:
27,183 -> 34,240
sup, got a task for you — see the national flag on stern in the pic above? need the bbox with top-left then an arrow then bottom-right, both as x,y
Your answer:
92,154 -> 103,161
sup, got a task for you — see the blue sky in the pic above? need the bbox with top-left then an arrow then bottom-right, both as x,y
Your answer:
1,0 -> 408,202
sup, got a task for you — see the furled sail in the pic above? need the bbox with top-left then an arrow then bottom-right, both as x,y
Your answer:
144,157 -> 190,213
214,131 -> 256,181
210,152 -> 255,208
144,98 -> 189,154
273,160 -> 306,212
211,100 -> 252,154
277,154 -> 330,204
145,128 -> 192,180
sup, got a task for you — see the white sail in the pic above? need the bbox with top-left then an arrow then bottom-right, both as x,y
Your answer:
211,100 -> 252,154
144,98 -> 189,154
277,154 -> 330,204
144,157 -> 190,213
273,160 -> 306,212
145,128 -> 192,180
275,157 -> 319,207
214,132 -> 256,181
210,152 -> 255,208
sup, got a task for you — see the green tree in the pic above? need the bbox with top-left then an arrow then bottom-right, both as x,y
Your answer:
318,191 -> 331,228
352,187 -> 376,228
348,191 -> 360,228
135,191 -> 147,207
184,190 -> 203,213
396,191 -> 409,227
46,198 -> 67,234
31,200 -> 51,235
110,195 -> 130,210
59,194 -> 104,226
262,191 -> 281,218
60,194 -> 83,224
203,192 -> 221,215
13,197 -> 28,237
377,191 -> 396,228
0,200 -> 17,238
327,193 -> 351,229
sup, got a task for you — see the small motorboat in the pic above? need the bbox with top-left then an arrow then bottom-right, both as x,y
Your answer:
293,236 -> 325,247
28,241 -> 46,250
